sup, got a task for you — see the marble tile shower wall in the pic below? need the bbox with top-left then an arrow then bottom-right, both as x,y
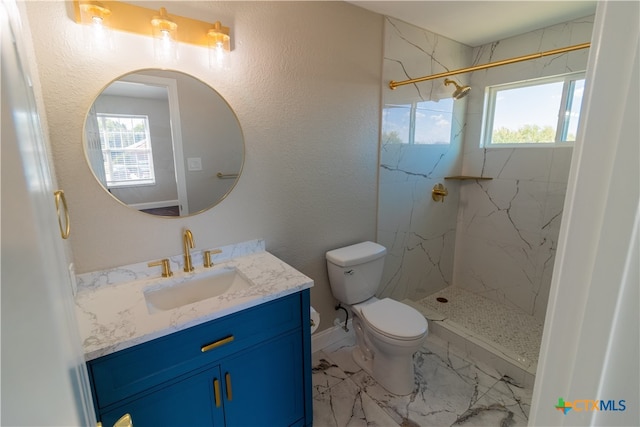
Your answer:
377,18 -> 472,302
454,16 -> 595,320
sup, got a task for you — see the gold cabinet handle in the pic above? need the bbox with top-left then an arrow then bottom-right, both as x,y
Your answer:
213,378 -> 221,407
53,190 -> 70,239
201,335 -> 234,353
225,372 -> 233,401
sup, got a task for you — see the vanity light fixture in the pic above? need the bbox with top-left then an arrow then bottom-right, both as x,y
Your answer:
72,1 -> 232,65
208,21 -> 231,69
77,1 -> 113,50
78,1 -> 111,25
151,7 -> 178,62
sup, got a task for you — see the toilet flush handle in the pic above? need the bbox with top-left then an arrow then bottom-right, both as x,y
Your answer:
344,269 -> 354,275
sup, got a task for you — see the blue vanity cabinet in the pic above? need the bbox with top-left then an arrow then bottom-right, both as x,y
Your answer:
87,290 -> 312,427
219,331 -> 305,426
100,366 -> 223,426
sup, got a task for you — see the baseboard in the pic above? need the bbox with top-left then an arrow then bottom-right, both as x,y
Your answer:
128,200 -> 179,210
311,319 -> 354,354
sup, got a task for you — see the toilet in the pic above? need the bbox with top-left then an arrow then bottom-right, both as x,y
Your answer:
326,241 -> 428,395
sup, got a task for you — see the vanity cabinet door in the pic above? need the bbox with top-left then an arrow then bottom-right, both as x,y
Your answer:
99,331 -> 304,427
100,367 -> 224,427
220,330 -> 304,426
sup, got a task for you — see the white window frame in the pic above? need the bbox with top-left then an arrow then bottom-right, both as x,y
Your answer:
97,113 -> 156,188
482,71 -> 586,147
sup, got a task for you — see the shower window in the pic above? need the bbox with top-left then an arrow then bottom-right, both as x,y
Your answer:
483,71 -> 585,146
382,98 -> 454,145
97,114 -> 156,187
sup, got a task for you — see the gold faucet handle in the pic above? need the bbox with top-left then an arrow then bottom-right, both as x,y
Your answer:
431,183 -> 449,203
203,249 -> 223,268
148,259 -> 173,277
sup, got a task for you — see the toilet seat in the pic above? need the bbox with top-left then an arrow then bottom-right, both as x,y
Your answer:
360,298 -> 427,340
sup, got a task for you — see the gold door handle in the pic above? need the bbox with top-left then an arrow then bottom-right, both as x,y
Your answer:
97,413 -> 132,427
201,335 -> 234,352
114,414 -> 132,427
213,378 -> 221,407
53,190 -> 70,239
225,372 -> 233,401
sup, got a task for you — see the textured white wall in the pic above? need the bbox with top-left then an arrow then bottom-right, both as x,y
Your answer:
24,1 -> 383,333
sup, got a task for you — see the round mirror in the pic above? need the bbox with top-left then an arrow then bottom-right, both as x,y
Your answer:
83,69 -> 244,217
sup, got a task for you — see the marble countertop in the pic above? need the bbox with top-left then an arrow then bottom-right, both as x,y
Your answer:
74,240 -> 313,361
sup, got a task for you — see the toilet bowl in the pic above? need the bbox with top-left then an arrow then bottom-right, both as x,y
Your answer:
325,242 -> 428,395
351,297 -> 427,395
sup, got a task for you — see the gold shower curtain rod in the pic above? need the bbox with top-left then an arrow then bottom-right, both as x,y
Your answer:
388,42 -> 590,90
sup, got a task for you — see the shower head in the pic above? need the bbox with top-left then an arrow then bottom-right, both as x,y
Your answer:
444,78 -> 471,99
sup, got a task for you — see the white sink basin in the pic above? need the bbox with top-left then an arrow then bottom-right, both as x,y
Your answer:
144,267 -> 252,314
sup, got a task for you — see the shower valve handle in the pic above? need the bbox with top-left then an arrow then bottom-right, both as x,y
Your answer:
432,183 -> 449,203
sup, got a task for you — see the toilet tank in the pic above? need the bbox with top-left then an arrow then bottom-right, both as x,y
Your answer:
325,241 -> 387,304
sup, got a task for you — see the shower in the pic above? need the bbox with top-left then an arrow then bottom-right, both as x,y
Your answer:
379,16 -> 594,388
444,78 -> 470,99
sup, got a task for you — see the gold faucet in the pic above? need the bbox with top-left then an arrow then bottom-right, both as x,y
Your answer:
148,258 -> 173,277
183,229 -> 195,272
203,249 -> 223,268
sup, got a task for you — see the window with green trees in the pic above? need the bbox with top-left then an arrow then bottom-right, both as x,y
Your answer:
483,72 -> 585,146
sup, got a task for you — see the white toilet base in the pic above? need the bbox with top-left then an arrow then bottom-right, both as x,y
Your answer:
352,344 -> 417,396
352,346 -> 373,376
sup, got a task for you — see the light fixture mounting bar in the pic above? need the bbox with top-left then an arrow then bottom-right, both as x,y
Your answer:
389,42 -> 590,90
73,1 -> 230,48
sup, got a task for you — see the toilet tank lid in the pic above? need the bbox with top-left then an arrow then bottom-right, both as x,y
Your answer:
326,241 -> 386,267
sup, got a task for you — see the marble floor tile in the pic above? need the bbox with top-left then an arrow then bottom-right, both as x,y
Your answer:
322,337 -> 363,376
313,375 -> 400,427
313,351 -> 350,395
312,335 -> 532,427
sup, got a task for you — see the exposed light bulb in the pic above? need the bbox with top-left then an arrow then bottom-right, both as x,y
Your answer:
90,16 -> 108,42
151,8 -> 178,62
207,23 -> 230,70
79,3 -> 113,52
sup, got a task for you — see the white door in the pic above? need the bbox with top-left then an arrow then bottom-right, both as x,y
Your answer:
1,1 -> 95,425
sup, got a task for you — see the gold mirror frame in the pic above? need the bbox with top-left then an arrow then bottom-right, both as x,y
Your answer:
83,69 -> 244,217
